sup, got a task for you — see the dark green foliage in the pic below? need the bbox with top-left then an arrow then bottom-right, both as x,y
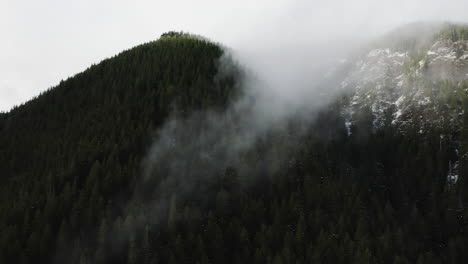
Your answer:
1,31 -> 468,264
0,33 -> 240,264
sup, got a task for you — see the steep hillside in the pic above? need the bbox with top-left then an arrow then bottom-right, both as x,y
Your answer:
343,24 -> 468,128
342,24 -> 468,183
0,32 -> 241,263
2,25 -> 468,264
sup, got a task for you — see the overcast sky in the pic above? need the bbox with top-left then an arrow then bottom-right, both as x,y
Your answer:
1,0 -> 467,112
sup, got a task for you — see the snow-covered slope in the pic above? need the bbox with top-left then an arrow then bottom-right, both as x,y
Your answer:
338,24 -> 468,184
342,25 -> 468,133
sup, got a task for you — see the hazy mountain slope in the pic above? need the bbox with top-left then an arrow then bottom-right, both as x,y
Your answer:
1,25 -> 468,264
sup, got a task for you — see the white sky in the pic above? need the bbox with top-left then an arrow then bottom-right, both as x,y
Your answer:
1,0 -> 467,112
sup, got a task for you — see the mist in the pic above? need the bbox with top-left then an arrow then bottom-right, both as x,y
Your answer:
3,0 -> 468,262
117,35 -> 353,248
2,0 -> 468,112
76,2 -> 468,247
129,22 -> 384,237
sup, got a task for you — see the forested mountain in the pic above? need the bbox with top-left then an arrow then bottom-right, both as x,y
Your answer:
1,25 -> 468,264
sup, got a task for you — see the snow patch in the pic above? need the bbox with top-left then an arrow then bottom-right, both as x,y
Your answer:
344,120 -> 352,136
418,97 -> 431,106
395,96 -> 405,106
447,161 -> 459,184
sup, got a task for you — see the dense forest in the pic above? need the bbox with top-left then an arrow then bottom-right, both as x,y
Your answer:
1,28 -> 468,264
